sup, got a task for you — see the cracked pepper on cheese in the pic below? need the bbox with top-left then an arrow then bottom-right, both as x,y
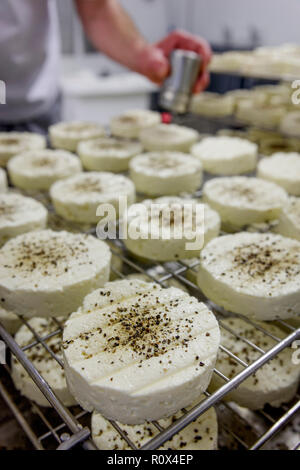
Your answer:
139,124 -> 199,152
197,232 -> 300,321
129,151 -> 203,196
49,121 -> 106,152
92,397 -> 218,450
123,196 -> 220,261
8,149 -> 82,191
274,196 -> 300,241
203,176 -> 287,231
62,279 -> 220,424
0,168 -> 7,192
50,171 -> 135,223
0,229 -> 111,318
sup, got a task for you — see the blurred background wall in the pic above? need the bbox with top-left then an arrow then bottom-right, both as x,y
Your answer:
58,0 -> 300,56
57,0 -> 300,123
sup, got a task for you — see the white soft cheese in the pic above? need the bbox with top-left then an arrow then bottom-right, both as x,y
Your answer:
123,196 -> 221,261
12,317 -> 76,407
0,169 -> 7,193
236,103 -> 286,129
110,109 -> 161,139
92,397 -> 218,450
0,306 -> 22,334
140,124 -> 199,152
129,151 -> 202,196
0,229 -> 111,317
63,279 -> 220,424
126,269 -> 188,293
210,317 -> 300,409
8,149 -> 82,191
257,152 -> 300,196
274,196 -> 300,241
191,136 -> 257,175
50,172 -> 135,223
49,121 -> 106,152
189,92 -> 234,117
203,176 -> 287,231
197,232 -> 300,321
106,241 -> 123,281
78,137 -> 143,172
0,193 -> 47,246
0,132 -> 46,167
280,111 -> 300,137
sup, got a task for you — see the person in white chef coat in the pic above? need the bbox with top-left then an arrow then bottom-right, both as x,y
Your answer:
0,0 -> 211,133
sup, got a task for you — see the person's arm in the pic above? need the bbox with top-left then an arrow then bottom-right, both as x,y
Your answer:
75,0 -> 211,92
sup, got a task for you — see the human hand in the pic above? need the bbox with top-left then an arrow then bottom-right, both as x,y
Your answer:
137,30 -> 212,93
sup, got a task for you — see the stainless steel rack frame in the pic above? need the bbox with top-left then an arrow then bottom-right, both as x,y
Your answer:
172,110 -> 300,142
0,226 -> 299,450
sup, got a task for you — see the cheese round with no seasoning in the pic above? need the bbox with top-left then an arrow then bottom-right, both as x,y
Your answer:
257,152 -> 300,196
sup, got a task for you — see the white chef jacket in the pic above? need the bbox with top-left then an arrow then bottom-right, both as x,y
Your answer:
0,0 -> 60,123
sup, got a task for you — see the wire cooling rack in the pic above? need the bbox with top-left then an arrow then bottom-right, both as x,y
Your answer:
0,229 -> 299,450
172,111 -> 300,141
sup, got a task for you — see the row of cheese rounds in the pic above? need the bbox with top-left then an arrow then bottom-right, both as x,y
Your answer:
190,85 -> 300,137
3,221 -> 298,325
1,179 -> 299,265
210,44 -> 300,80
0,116 -> 299,449
1,117 -> 299,197
7,273 -> 299,449
1,176 -> 300,320
0,228 -> 298,447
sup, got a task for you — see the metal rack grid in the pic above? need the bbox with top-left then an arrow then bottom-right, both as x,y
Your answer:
0,232 -> 299,450
171,68 -> 300,139
173,112 -> 300,141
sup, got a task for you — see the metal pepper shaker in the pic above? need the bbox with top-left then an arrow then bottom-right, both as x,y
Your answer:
159,49 -> 202,114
